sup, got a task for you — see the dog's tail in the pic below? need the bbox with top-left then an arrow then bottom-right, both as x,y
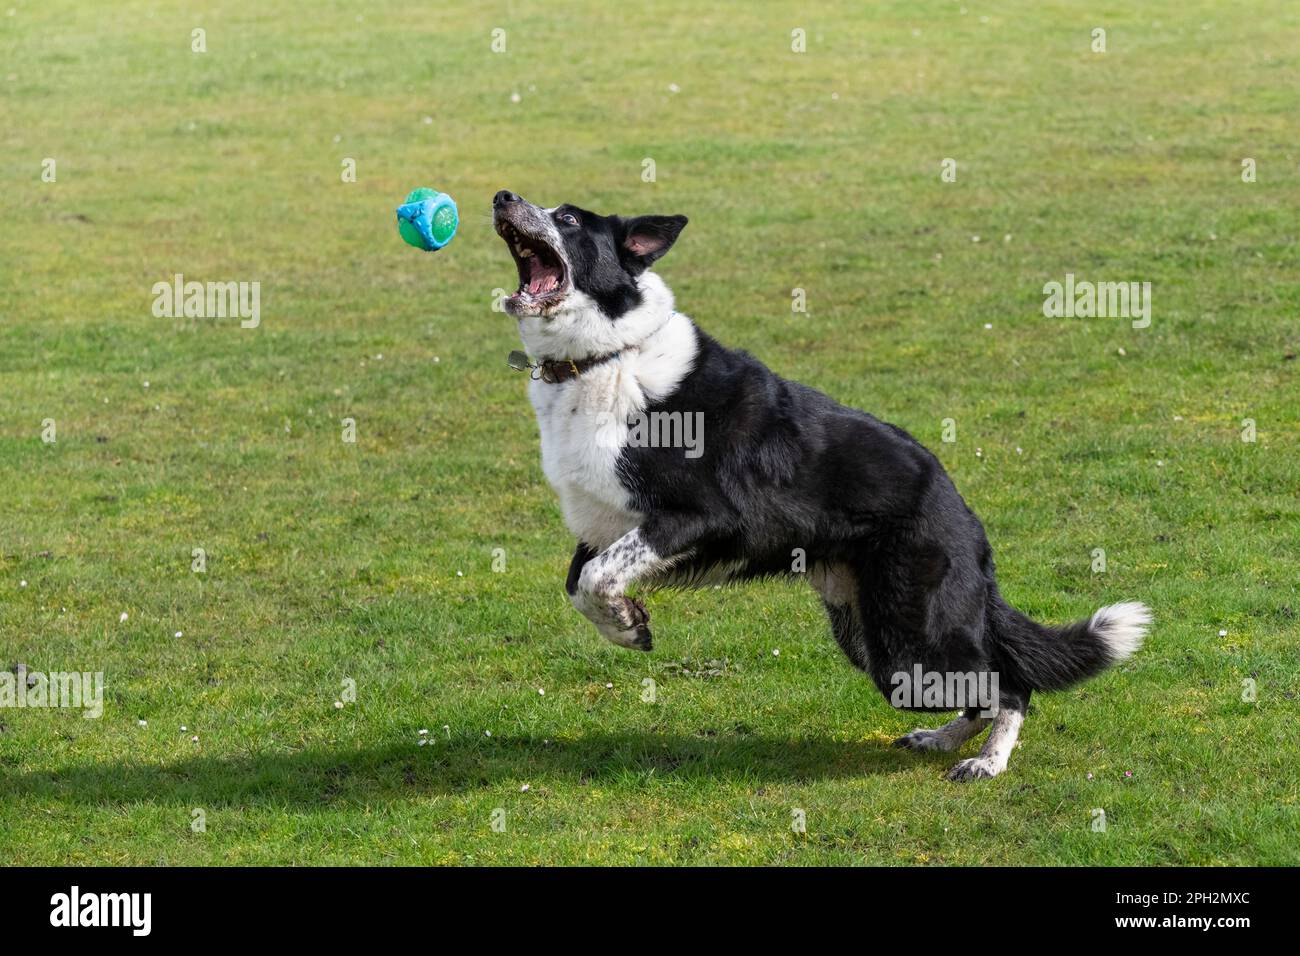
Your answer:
989,594 -> 1150,692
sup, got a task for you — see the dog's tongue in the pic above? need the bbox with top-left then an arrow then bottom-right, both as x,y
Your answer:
527,256 -> 560,295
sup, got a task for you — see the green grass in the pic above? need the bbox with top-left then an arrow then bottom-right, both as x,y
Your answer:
2,0 -> 1297,865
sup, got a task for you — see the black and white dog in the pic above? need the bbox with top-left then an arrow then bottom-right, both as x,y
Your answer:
493,189 -> 1150,781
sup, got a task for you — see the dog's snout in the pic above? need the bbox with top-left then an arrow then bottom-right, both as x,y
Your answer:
494,189 -> 521,208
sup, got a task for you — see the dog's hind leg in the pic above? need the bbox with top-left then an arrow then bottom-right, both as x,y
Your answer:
893,709 -> 991,752
944,692 -> 1029,781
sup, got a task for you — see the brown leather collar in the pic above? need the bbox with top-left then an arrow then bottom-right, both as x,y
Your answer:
508,350 -> 621,384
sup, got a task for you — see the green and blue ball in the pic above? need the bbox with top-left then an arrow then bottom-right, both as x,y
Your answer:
396,187 -> 458,251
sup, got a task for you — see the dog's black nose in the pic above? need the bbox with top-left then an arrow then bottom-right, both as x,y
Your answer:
494,190 -> 520,207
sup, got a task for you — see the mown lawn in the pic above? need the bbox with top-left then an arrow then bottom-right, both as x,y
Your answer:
1,0 -> 1296,864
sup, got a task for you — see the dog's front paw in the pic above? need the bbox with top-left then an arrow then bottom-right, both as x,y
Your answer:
596,617 -> 653,651
629,623 -> 653,651
945,756 -> 1003,782
573,590 -> 654,651
612,596 -> 653,651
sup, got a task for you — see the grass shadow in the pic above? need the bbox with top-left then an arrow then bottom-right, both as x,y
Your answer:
3,731 -> 947,809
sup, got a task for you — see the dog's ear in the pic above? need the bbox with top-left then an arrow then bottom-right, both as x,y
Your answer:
618,214 -> 688,273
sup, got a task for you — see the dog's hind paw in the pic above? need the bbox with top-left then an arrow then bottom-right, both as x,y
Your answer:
894,728 -> 955,752
945,756 -> 1004,782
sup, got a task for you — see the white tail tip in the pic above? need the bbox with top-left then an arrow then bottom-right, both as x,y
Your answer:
1090,601 -> 1151,661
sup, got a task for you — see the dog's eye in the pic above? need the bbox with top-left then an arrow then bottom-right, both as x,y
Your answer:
557,213 -> 578,226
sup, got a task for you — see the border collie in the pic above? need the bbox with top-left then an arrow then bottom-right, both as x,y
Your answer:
492,189 -> 1150,781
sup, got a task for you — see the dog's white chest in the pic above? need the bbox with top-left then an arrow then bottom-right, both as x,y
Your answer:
529,363 -> 644,551
519,301 -> 699,552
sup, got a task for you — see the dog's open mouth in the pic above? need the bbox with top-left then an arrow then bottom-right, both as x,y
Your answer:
497,221 -> 568,312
